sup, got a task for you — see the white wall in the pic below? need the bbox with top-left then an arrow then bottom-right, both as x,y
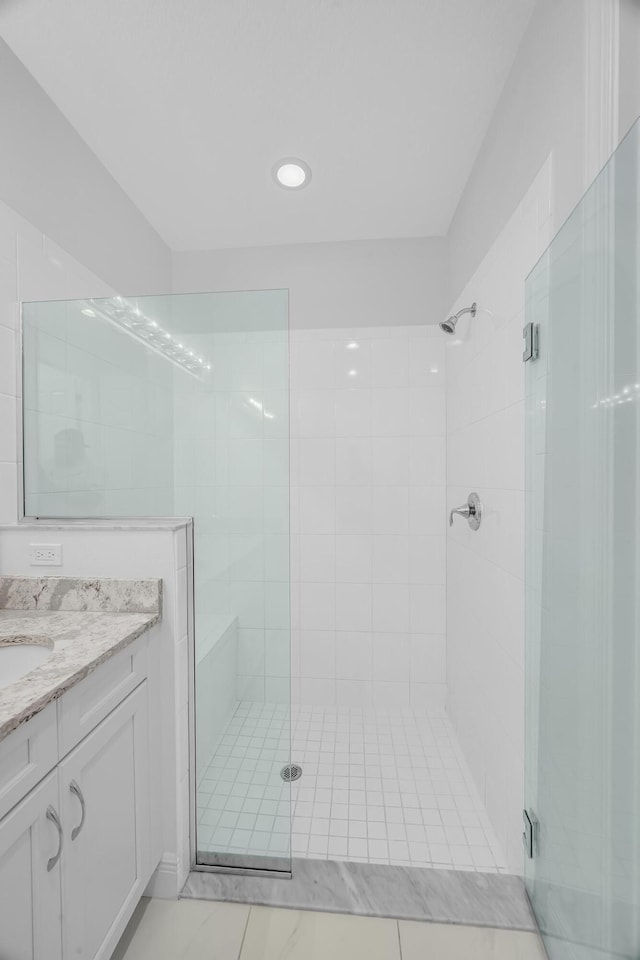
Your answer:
0,49 -> 187,895
172,237 -> 448,330
0,42 -> 171,525
290,324 -> 446,711
445,159 -> 552,875
0,39 -> 170,296
447,0 -> 587,299
619,0 -> 640,139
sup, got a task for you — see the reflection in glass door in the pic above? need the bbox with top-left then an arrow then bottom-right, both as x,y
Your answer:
525,121 -> 640,959
22,289 -> 291,874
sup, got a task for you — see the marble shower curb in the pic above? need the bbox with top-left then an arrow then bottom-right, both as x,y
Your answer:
182,859 -> 537,932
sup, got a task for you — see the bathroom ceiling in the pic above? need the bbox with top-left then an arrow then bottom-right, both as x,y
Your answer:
0,0 -> 535,251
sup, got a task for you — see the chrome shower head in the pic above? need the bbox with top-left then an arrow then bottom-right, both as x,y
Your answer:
439,302 -> 477,336
439,316 -> 458,335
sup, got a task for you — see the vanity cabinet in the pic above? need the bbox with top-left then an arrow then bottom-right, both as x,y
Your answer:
60,683 -> 150,960
0,628 -> 160,960
0,772 -> 62,960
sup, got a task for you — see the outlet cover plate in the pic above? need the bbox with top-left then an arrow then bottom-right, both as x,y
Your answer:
29,543 -> 63,566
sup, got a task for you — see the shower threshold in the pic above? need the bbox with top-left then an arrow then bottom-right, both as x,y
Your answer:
182,858 -> 535,931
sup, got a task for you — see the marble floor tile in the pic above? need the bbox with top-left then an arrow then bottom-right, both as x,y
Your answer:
240,906 -> 401,960
111,897 -> 249,960
399,919 -> 547,960
183,859 -> 536,930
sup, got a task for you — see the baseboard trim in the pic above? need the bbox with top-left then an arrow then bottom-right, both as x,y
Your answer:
144,855 -> 180,899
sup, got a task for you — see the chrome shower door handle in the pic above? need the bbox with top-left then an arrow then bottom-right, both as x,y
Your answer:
449,492 -> 482,531
69,780 -> 86,840
46,805 -> 63,871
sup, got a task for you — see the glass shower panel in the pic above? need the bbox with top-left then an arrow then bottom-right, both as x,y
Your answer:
22,289 -> 291,873
525,121 -> 640,959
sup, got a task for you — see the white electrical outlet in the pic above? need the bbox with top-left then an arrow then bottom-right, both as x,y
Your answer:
29,543 -> 63,566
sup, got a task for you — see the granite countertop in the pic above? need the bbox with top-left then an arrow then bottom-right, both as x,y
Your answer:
0,577 -> 162,743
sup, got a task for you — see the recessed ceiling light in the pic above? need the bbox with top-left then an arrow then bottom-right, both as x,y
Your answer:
272,157 -> 312,190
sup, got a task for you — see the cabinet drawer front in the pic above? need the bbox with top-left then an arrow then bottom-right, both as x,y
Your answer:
58,636 -> 148,757
0,704 -> 58,821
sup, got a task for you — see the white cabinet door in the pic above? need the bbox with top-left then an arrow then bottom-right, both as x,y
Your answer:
0,771 -> 62,960
59,683 -> 150,960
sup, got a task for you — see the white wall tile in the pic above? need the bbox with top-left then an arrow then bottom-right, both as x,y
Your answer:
0,394 -> 17,464
408,536 -> 446,584
372,486 -> 408,534
409,437 -> 446,486
373,634 -> 410,682
291,324 -> 447,707
410,634 -> 446,683
300,630 -> 336,678
335,631 -> 372,680
299,438 -> 335,485
409,486 -> 445,535
410,584 -> 446,634
237,628 -> 266,676
0,325 -> 17,398
335,438 -> 372,485
334,390 -> 372,437
335,535 -> 372,583
297,391 -> 336,437
409,387 -> 446,436
300,678 -> 336,705
292,341 -> 335,390
299,486 -> 335,534
409,339 -> 446,387
335,583 -> 372,631
371,339 -> 409,387
372,535 -> 409,584
372,584 -> 410,633
299,582 -> 335,630
371,437 -> 409,485
446,158 -> 552,874
336,679 -> 373,706
299,535 -> 335,582
372,680 -> 410,708
371,388 -> 409,436
335,485 -> 372,535
334,340 -> 371,388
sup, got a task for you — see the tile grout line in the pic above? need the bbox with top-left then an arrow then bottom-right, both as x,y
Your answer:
236,903 -> 253,960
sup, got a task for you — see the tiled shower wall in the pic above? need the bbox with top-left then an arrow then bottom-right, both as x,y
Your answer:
290,324 -> 447,712
445,159 -> 553,874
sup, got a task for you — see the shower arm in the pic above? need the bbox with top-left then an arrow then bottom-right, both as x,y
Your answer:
455,302 -> 477,321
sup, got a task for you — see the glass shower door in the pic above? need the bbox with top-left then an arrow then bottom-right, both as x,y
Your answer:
525,121 -> 640,959
22,288 -> 291,874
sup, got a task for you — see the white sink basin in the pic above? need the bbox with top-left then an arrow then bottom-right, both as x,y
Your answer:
0,637 -> 53,688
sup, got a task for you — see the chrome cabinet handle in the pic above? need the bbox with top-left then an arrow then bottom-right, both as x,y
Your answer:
46,805 -> 63,871
449,491 -> 482,531
69,780 -> 86,840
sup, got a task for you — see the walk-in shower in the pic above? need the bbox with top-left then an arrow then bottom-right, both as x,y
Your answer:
20,304 -> 506,879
